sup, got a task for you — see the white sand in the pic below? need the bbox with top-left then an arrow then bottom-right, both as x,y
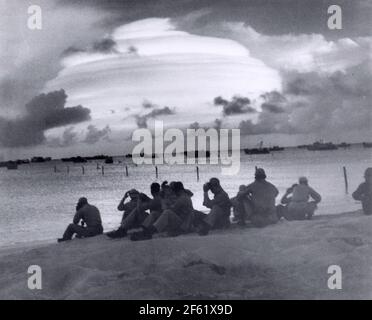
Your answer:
0,210 -> 371,300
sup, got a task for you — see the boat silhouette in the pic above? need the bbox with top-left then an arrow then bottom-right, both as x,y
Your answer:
244,148 -> 270,155
306,141 -> 338,151
337,142 -> 351,148
6,162 -> 18,170
269,146 -> 285,152
104,157 -> 114,164
244,141 -> 270,155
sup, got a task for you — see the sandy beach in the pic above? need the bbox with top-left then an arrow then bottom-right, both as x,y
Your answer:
0,210 -> 371,300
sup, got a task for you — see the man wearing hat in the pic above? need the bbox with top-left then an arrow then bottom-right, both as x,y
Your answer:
197,177 -> 232,235
231,185 -> 252,226
107,188 -> 149,238
131,181 -> 195,241
244,168 -> 279,227
58,197 -> 103,242
278,177 -> 321,220
353,168 -> 372,215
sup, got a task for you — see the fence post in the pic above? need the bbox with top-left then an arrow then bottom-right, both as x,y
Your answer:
125,165 -> 129,177
343,166 -> 349,194
155,166 -> 158,179
102,166 -> 104,176
82,166 -> 85,175
196,166 -> 200,182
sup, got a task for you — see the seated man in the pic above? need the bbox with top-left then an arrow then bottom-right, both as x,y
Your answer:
58,197 -> 103,242
160,181 -> 178,210
197,178 -> 232,235
118,189 -> 141,219
231,185 -> 252,226
107,189 -> 150,239
278,177 -> 321,220
245,168 -> 279,228
133,183 -> 163,231
131,182 -> 194,241
353,168 -> 372,215
276,184 -> 297,219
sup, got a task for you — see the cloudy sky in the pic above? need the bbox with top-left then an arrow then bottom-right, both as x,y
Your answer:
0,0 -> 371,159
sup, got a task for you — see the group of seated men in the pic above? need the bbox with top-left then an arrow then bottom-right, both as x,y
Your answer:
58,167 -> 372,243
104,178 -> 232,241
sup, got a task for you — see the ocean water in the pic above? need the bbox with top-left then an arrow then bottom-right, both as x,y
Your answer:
0,146 -> 371,247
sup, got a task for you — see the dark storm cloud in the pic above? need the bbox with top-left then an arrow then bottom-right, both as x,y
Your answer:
260,91 -> 287,103
62,0 -> 371,38
62,46 -> 85,56
127,46 -> 139,55
214,95 -> 257,116
214,96 -> 228,106
47,126 -> 78,147
282,62 -> 372,99
135,116 -> 148,129
84,125 -> 111,144
214,118 -> 223,130
142,100 -> 156,109
62,38 -> 118,57
239,61 -> 372,136
261,103 -> 285,114
60,127 -> 78,146
135,105 -> 175,128
239,113 -> 295,135
284,74 -> 319,96
148,107 -> 175,117
0,60 -> 62,115
239,89 -> 294,135
0,0 -> 111,117
189,122 -> 201,130
0,90 -> 91,147
187,119 -> 222,130
92,38 -> 117,52
260,91 -> 286,114
286,63 -> 372,132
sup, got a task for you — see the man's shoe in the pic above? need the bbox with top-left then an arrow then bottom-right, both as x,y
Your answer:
130,231 -> 153,241
197,223 -> 210,236
167,230 -> 182,237
57,238 -> 69,243
107,228 -> 127,239
237,220 -> 247,227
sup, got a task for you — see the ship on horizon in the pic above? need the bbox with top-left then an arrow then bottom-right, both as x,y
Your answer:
244,141 -> 270,155
306,141 -> 338,151
337,142 -> 351,148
